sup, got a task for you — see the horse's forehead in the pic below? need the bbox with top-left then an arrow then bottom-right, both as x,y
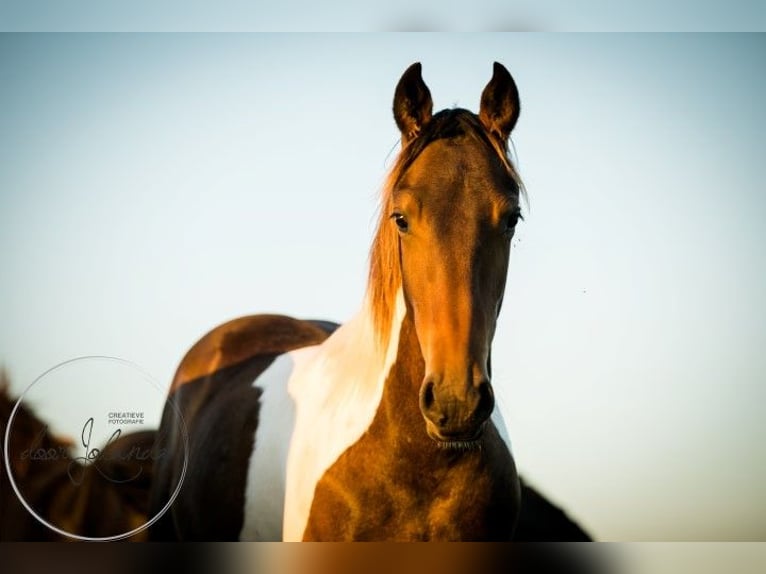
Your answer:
397,136 -> 513,209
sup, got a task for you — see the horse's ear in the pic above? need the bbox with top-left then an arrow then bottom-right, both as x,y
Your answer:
479,62 -> 520,142
393,62 -> 433,144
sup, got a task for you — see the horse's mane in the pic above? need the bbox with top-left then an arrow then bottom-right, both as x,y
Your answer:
0,367 -> 9,394
0,372 -> 62,451
0,368 -> 18,427
366,108 -> 523,345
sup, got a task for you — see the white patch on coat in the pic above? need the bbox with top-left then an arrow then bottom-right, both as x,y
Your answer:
239,352 -> 297,540
490,403 -> 513,456
239,289 -> 406,541
282,289 -> 406,541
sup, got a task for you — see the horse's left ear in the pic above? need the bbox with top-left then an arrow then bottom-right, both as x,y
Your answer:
479,62 -> 520,142
393,62 -> 433,145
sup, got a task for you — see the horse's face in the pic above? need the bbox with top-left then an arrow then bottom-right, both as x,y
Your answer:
393,135 -> 521,444
392,63 -> 521,445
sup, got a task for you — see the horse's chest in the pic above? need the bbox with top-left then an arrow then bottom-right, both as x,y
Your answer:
241,345 -> 392,541
303,438 -> 519,541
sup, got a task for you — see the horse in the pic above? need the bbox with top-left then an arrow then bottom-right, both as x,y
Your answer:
148,62 -> 535,541
0,372 -> 156,541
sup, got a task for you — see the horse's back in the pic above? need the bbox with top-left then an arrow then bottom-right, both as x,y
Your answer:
148,314 -> 337,541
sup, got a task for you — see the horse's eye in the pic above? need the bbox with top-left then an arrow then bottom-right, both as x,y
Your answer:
503,212 -> 522,236
392,213 -> 409,233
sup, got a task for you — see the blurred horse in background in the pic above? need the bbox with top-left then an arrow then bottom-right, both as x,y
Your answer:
0,370 -> 155,541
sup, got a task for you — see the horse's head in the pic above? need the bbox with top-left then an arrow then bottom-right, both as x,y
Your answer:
371,63 -> 522,446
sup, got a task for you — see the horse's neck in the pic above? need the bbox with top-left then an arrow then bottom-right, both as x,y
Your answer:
282,288 -> 407,540
364,309 -> 434,449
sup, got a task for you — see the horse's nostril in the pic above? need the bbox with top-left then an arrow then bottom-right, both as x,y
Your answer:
475,380 -> 495,422
421,380 -> 436,410
420,380 -> 450,429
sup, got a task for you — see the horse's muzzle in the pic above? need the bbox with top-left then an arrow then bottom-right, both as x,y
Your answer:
419,378 -> 495,446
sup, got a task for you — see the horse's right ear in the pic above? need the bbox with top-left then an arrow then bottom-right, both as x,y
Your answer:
393,63 -> 433,145
480,62 -> 520,142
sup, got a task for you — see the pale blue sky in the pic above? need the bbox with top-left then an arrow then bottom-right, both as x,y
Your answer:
0,1 -> 764,31
1,34 -> 764,540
